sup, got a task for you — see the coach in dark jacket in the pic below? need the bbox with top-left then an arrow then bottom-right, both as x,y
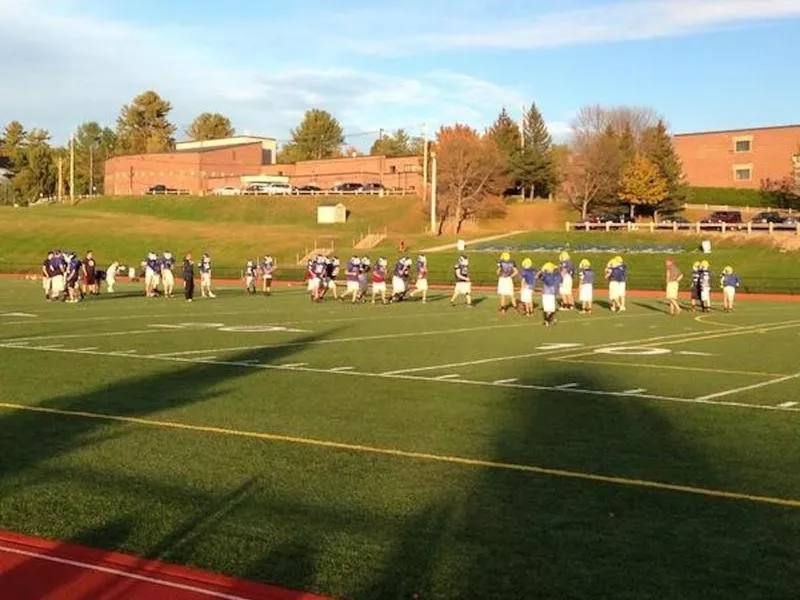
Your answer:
183,253 -> 195,302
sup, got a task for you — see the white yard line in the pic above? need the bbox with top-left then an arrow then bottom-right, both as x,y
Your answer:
330,366 -> 355,372
493,378 -> 519,385
555,382 -> 579,389
778,401 -> 798,408
3,344 -> 800,415
622,388 -> 647,394
3,329 -> 157,343
694,372 -> 800,401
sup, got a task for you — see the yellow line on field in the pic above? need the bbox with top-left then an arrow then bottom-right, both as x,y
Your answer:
550,357 -> 787,378
565,320 -> 800,360
694,314 -> 741,329
0,401 -> 799,510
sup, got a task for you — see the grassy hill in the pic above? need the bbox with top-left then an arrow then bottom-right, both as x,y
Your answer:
2,196 -> 800,292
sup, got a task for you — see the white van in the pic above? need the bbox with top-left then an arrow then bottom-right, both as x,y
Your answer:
245,182 -> 292,196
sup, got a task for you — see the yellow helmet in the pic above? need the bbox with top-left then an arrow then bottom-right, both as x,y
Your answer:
579,259 -> 590,268
500,252 -> 510,261
701,260 -> 709,269
614,255 -> 623,264
723,265 -> 733,275
692,261 -> 701,270
521,257 -> 533,269
559,251 -> 570,261
542,262 -> 555,272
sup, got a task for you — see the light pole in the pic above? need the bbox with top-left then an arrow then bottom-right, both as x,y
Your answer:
430,151 -> 437,234
89,135 -> 100,196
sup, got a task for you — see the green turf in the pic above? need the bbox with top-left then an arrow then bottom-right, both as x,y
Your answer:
0,281 -> 799,599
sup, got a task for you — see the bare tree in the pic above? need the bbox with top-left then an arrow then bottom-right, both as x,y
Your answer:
564,130 -> 623,219
571,104 -> 661,147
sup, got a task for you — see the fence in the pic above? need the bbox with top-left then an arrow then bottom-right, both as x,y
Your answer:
565,221 -> 800,235
682,203 -> 795,214
238,188 -> 416,197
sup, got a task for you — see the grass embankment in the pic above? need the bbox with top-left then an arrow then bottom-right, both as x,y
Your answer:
2,197 -> 799,292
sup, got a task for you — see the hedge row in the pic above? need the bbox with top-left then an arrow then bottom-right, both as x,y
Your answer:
686,187 -> 766,208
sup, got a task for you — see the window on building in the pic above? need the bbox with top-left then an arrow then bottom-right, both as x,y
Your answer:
734,167 -> 752,181
403,164 -> 413,173
734,138 -> 752,153
389,165 -> 397,174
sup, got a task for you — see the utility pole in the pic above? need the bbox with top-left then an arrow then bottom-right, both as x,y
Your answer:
430,151 -> 437,234
89,142 -> 94,197
422,123 -> 428,202
57,157 -> 64,203
69,134 -> 75,205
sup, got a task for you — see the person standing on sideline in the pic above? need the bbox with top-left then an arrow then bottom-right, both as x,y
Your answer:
721,266 -> 741,312
106,260 -> 120,293
183,253 -> 195,302
665,258 -> 683,316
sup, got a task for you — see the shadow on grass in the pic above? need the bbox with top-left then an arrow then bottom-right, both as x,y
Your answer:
634,300 -> 667,313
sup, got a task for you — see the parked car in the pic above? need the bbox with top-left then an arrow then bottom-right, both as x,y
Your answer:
750,211 -> 785,224
701,210 -> 742,230
659,216 -> 690,224
331,182 -> 364,192
213,186 -> 241,196
147,184 -> 173,194
584,212 -> 633,224
244,182 -> 292,195
295,184 -> 321,193
362,182 -> 385,192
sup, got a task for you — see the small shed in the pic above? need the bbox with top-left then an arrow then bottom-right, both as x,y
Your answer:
317,202 -> 347,224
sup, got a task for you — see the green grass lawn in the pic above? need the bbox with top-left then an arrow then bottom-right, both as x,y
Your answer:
0,281 -> 799,599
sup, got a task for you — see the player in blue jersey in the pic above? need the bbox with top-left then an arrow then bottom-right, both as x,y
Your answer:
161,251 -> 175,298
260,255 -> 276,296
408,254 -> 429,303
578,259 -> 594,314
558,251 -> 575,310
496,251 -> 519,313
451,255 -> 472,307
606,256 -> 627,312
65,251 -> 82,303
318,256 -> 340,301
357,256 -> 371,303
311,255 -> 327,302
342,255 -> 361,303
244,259 -> 258,294
519,258 -> 537,316
721,266 -> 741,312
539,262 -> 562,326
391,257 -> 412,302
199,252 -> 216,298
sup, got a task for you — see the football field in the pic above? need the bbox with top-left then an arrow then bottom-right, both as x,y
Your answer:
0,280 -> 799,599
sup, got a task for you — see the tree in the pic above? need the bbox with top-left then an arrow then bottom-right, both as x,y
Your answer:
512,103 -> 559,199
571,105 -> 660,146
0,126 -> 57,205
370,128 -> 422,157
761,157 -> 800,209
280,109 -> 344,162
186,112 -> 235,141
640,119 -> 689,217
115,90 -> 176,154
564,129 -> 624,219
618,154 -> 669,218
486,108 -> 521,161
73,122 -> 117,194
619,123 -> 636,165
434,124 -> 508,234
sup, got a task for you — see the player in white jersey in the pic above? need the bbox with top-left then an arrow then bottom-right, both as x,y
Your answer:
199,253 -> 216,298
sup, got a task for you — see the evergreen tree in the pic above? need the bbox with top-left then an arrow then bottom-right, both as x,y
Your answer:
280,109 -> 344,162
486,108 -> 521,161
116,90 -> 176,154
187,112 -> 235,141
370,129 -> 420,157
512,103 -> 559,198
640,119 -> 689,216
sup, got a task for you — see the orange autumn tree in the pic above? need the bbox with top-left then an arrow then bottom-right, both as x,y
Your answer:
434,124 -> 508,234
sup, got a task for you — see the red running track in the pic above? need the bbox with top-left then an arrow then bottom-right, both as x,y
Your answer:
0,530 -> 333,600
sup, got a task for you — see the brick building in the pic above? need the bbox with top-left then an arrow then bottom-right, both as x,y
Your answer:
674,124 -> 800,189
104,135 -> 423,195
104,136 -> 277,195
261,155 -> 423,190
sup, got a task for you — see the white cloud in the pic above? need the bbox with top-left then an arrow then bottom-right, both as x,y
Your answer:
0,1 -> 525,146
330,0 -> 800,54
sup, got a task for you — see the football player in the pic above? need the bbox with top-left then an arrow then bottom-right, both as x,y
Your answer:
558,251 -> 575,310
357,256 -> 371,302
721,266 -> 741,312
451,255 -> 472,306
343,255 -> 361,302
372,257 -> 389,304
539,262 -> 562,326
244,259 -> 258,294
519,258 -> 537,316
496,252 -> 518,313
199,252 -> 216,298
578,258 -> 594,314
690,261 -> 701,311
699,260 -> 711,312
261,255 -> 276,296
408,254 -> 429,303
161,251 -> 175,298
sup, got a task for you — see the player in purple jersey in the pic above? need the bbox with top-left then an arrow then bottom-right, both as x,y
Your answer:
496,252 -> 519,313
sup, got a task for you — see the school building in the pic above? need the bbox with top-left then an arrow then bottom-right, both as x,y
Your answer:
674,124 -> 800,189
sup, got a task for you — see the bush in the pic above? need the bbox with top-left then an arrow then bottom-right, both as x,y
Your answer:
687,187 -> 766,208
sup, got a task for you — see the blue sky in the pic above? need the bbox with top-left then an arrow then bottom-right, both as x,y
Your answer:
2,0 -> 799,147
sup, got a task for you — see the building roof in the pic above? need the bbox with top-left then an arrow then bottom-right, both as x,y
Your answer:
674,124 -> 800,137
173,141 -> 264,154
176,135 -> 276,144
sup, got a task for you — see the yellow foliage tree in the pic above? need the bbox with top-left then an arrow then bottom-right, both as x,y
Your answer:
618,153 -> 668,218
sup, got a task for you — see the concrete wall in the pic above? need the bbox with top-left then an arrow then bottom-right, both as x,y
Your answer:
674,125 -> 800,189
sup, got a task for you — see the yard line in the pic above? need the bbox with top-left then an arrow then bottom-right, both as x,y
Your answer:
110,349 -> 138,355
38,344 -> 64,349
151,322 -> 537,357
281,362 -> 308,368
552,358 -> 790,378
72,347 -> 98,352
435,373 -> 460,380
694,372 -> 800,401
622,388 -> 647,395
778,402 -> 798,408
3,329 -> 156,343
493,378 -> 518,385
5,344 -> 800,414
0,544 -> 271,600
1,401 -> 799,510
555,382 -> 579,389
192,356 -> 219,361
678,351 -> 715,356
382,321 -> 798,376
330,366 -> 355,372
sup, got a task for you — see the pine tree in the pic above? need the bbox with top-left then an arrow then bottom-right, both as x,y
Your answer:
187,113 -> 235,141
640,120 -> 689,216
116,91 -> 176,155
512,103 -> 558,198
486,108 -> 521,161
280,109 -> 344,162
